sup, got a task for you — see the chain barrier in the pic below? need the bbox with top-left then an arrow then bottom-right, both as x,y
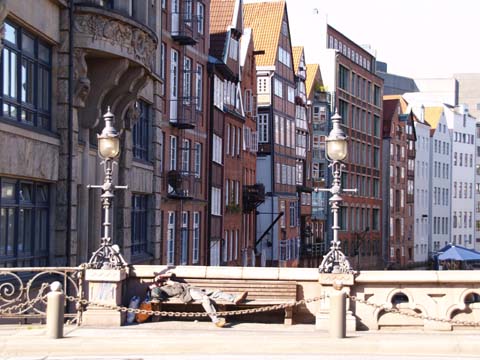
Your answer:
348,294 -> 480,327
65,294 -> 326,318
0,283 -> 49,315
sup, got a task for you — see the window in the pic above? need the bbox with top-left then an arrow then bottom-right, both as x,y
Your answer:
229,38 -> 238,60
195,64 -> 203,111
338,65 -> 349,91
192,212 -> 200,263
160,42 -> 166,81
0,179 -> 49,267
131,194 -> 148,256
289,202 -> 296,227
258,114 -> 269,143
180,211 -> 189,264
133,100 -> 150,161
181,139 -> 190,173
223,230 -> 228,263
169,135 -> 177,170
183,56 -> 192,104
257,77 -> 270,94
213,75 -> 224,109
2,21 -> 52,129
373,85 -> 381,106
274,78 -> 283,97
194,142 -> 201,178
197,2 -> 205,34
287,86 -> 295,103
167,211 -> 175,264
211,187 -> 221,216
212,134 -> 222,164
185,0 -> 193,26
278,47 -> 291,68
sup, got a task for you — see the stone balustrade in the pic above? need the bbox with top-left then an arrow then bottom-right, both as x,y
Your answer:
124,266 -> 480,331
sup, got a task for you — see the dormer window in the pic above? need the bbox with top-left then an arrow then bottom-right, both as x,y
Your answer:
229,38 -> 238,60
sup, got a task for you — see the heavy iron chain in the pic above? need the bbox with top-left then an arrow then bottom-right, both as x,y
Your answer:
66,294 -> 326,318
348,294 -> 480,327
0,283 -> 49,315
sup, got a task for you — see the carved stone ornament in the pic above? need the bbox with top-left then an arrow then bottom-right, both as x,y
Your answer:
74,13 -> 156,71
73,48 -> 91,108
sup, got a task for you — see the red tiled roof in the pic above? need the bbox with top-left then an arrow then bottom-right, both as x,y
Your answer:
292,46 -> 303,72
305,63 -> 321,99
210,0 -> 236,35
243,1 -> 286,67
209,0 -> 239,61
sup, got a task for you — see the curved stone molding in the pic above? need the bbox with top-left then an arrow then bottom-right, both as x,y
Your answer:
74,8 -> 157,71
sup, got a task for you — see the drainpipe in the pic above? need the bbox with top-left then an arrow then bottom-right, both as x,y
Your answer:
66,0 -> 74,265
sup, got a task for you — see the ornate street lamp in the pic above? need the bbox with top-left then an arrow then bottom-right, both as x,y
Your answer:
87,108 -> 128,269
315,111 -> 356,273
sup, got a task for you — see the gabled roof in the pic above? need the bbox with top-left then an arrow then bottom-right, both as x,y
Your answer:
305,63 -> 322,99
382,98 -> 399,138
243,1 -> 286,67
424,106 -> 443,130
385,95 -> 431,127
209,0 -> 242,62
292,46 -> 303,72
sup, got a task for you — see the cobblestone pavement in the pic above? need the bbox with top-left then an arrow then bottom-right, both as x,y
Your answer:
1,321 -> 480,359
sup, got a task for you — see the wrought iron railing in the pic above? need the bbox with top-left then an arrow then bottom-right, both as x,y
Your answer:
0,266 -> 85,324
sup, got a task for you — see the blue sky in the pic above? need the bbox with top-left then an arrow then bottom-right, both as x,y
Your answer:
284,0 -> 480,78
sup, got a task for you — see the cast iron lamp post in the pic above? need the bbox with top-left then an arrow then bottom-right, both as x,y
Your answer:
315,111 -> 356,273
87,108 -> 128,269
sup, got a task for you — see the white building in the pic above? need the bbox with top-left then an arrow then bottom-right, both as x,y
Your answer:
445,105 -> 476,248
424,107 -> 452,252
411,106 -> 431,262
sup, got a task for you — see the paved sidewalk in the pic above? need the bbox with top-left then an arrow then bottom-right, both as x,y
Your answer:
1,321 -> 480,358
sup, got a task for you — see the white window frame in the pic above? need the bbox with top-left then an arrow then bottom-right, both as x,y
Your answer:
196,64 -> 203,111
194,142 -> 201,178
170,135 -> 177,170
229,37 -> 238,60
212,187 -> 221,215
274,78 -> 283,98
183,56 -> 192,104
181,139 -> 190,173
212,134 -> 223,164
167,211 -> 175,264
197,2 -> 205,34
258,114 -> 269,143
192,212 -> 200,263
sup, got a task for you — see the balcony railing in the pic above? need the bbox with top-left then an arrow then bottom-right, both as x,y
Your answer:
243,184 -> 265,213
167,170 -> 196,200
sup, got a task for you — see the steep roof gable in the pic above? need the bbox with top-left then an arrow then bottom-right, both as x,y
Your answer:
243,1 -> 286,67
305,63 -> 322,99
209,0 -> 242,62
292,46 -> 303,72
424,106 -> 444,130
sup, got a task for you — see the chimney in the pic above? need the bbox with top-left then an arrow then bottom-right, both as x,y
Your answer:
420,104 -> 425,123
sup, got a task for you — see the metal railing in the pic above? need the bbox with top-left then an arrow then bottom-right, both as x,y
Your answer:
0,266 -> 85,324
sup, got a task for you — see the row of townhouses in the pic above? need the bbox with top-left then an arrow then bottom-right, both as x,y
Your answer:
2,0 -> 476,271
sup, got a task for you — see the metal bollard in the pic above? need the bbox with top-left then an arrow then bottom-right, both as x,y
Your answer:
329,281 -> 346,338
46,281 -> 64,339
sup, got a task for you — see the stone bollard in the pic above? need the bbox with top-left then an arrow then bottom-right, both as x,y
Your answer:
46,281 -> 65,339
329,280 -> 346,339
